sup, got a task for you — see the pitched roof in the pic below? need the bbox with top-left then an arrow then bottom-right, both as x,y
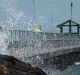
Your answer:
57,20 -> 80,28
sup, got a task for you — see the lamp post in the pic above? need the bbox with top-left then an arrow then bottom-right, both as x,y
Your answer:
71,2 -> 73,20
33,0 -> 35,22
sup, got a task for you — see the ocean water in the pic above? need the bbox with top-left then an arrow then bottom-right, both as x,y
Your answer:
27,51 -> 80,75
41,62 -> 80,75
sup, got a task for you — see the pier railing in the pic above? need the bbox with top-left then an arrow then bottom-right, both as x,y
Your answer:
8,30 -> 80,48
7,30 -> 80,58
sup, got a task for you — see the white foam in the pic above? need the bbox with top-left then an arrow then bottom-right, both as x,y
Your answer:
74,62 -> 80,65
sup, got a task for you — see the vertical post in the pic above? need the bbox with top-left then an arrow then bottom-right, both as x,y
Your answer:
50,6 -> 53,32
69,20 -> 72,33
71,2 -> 73,20
15,30 -> 16,40
11,30 -> 12,38
60,27 -> 63,33
77,25 -> 79,34
33,0 -> 36,32
33,0 -> 35,22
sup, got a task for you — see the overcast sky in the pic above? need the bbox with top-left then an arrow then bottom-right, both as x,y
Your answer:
0,0 -> 80,32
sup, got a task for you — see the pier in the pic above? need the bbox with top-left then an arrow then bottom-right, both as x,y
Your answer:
7,31 -> 80,59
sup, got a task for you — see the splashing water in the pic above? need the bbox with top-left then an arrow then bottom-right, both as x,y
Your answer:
0,7 -> 44,56
0,30 -> 8,55
0,2 -> 80,75
74,62 -> 80,65
0,7 -> 30,55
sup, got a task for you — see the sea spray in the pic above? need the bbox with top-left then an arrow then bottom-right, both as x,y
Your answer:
0,30 -> 8,55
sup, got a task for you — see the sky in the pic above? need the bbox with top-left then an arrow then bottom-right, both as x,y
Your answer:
0,0 -> 80,32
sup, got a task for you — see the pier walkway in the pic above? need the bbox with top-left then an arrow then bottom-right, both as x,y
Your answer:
8,45 -> 80,59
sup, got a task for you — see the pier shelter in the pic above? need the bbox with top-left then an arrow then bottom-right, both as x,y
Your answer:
57,20 -> 80,34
